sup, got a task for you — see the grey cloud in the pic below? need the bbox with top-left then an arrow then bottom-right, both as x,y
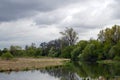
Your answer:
16,0 -> 117,33
0,20 -> 61,49
0,0 -> 120,49
35,12 -> 65,25
111,0 -> 120,19
0,0 -> 82,22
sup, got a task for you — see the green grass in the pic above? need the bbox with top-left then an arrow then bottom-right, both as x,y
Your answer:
97,60 -> 120,64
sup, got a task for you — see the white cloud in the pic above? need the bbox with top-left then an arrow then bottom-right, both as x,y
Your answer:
0,18 -> 60,48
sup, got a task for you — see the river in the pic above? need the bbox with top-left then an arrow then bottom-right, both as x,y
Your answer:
0,62 -> 120,80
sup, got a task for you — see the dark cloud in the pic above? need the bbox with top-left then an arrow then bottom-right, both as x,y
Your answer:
111,0 -> 120,19
0,0 -> 82,22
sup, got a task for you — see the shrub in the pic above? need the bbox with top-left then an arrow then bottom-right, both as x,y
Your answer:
71,47 -> 81,61
109,45 -> 120,58
79,44 -> 98,62
48,47 -> 56,57
1,52 -> 14,60
71,40 -> 88,61
114,56 -> 120,61
60,46 -> 74,58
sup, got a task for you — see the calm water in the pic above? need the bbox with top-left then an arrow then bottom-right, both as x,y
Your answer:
0,62 -> 120,80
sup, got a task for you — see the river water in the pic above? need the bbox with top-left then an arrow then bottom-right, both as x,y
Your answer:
0,62 -> 120,80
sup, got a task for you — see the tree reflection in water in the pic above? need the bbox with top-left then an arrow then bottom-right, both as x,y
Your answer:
39,62 -> 120,80
40,67 -> 81,80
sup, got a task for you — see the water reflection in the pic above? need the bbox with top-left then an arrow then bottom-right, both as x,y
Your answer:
69,62 -> 120,80
0,62 -> 120,80
0,67 -> 81,80
0,70 -> 60,80
40,67 -> 81,80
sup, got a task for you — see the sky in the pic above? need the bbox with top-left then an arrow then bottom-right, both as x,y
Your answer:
0,0 -> 120,49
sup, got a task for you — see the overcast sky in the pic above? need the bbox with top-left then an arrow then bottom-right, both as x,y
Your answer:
0,0 -> 120,49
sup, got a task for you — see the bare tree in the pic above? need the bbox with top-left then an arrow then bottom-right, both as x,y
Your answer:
60,27 -> 78,46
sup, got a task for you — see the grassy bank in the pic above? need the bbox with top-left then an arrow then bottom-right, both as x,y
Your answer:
97,60 -> 120,64
0,58 -> 69,72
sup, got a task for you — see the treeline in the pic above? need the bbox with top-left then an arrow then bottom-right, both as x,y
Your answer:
71,25 -> 120,61
0,25 -> 120,61
0,27 -> 77,59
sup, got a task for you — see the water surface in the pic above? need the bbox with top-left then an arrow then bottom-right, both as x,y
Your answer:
0,62 -> 120,80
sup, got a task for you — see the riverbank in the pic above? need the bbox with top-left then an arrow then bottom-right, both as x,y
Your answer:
0,58 -> 69,72
97,60 -> 120,64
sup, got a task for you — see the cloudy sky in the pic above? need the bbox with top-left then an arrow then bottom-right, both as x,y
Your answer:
0,0 -> 120,49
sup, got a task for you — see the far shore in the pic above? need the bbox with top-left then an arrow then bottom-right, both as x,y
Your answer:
0,58 -> 69,72
97,60 -> 120,64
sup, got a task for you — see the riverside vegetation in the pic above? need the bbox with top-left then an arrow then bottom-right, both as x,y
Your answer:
0,25 -> 120,71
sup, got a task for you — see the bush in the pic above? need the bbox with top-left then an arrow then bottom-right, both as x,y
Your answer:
60,46 -> 74,58
109,45 -> 120,58
114,56 -> 120,61
79,44 -> 98,62
1,52 -> 14,60
71,47 -> 81,61
71,40 -> 88,61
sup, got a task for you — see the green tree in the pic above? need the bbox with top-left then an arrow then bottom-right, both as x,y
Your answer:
10,45 -> 23,57
25,43 -> 42,57
34,48 -> 42,57
109,46 -> 118,59
1,52 -> 14,60
102,42 -> 112,59
48,47 -> 57,57
79,43 -> 98,62
60,46 -> 74,58
0,49 -> 3,56
2,48 -> 8,53
109,41 -> 120,59
71,40 -> 88,61
26,47 -> 36,57
71,47 -> 81,61
98,25 -> 120,44
114,56 -> 120,61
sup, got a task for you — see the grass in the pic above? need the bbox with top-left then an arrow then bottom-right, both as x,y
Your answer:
97,60 -> 120,64
0,57 -> 69,72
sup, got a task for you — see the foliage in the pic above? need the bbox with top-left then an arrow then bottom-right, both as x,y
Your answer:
60,46 -> 74,58
26,47 -> 36,57
10,45 -> 24,57
79,43 -> 98,62
79,40 -> 104,61
98,25 -> 120,44
114,56 -> 120,61
71,40 -> 88,61
2,48 -> 8,53
40,42 -> 48,56
34,48 -> 42,57
0,50 -> 2,56
48,47 -> 57,57
1,52 -> 14,60
102,42 -> 112,59
71,47 -> 81,61
109,46 -> 118,59
24,43 -> 42,57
